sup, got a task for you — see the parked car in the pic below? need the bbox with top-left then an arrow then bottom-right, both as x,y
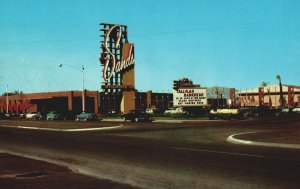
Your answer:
280,108 -> 293,114
25,112 -> 44,120
292,107 -> 300,114
46,111 -> 65,120
252,106 -> 281,118
0,112 -> 10,120
145,108 -> 159,114
122,110 -> 153,122
75,112 -> 100,121
164,107 -> 186,115
19,113 -> 27,118
209,108 -> 243,120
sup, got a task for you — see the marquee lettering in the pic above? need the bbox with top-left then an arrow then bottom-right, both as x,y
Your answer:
102,25 -> 135,81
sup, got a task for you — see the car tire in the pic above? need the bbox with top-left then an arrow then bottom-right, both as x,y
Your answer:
242,112 -> 249,119
227,114 -> 232,120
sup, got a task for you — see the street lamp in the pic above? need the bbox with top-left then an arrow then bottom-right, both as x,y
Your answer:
59,64 -> 85,112
6,84 -> 8,114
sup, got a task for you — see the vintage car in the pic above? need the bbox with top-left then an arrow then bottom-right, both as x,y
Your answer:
164,107 -> 186,115
122,110 -> 153,122
0,112 -> 10,120
46,111 -> 65,121
251,106 -> 282,118
75,112 -> 100,121
25,112 -> 45,120
208,108 -> 244,120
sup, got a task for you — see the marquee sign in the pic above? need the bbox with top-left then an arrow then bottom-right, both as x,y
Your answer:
100,24 -> 135,82
173,88 -> 208,107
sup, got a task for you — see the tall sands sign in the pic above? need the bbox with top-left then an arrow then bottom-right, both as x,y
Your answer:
99,23 -> 135,113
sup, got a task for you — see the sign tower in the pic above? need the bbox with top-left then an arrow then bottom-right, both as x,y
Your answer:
99,23 -> 135,114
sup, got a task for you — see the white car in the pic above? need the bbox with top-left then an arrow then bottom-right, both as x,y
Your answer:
25,112 -> 44,120
292,108 -> 300,113
145,108 -> 158,114
164,107 -> 185,114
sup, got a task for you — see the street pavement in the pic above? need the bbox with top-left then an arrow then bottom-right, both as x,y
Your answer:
1,118 -> 300,188
0,153 -> 138,189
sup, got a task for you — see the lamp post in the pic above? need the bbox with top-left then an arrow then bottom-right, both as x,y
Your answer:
6,84 -> 8,114
81,65 -> 85,112
59,64 -> 85,112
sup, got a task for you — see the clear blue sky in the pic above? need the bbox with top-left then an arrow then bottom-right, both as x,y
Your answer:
1,0 -> 300,93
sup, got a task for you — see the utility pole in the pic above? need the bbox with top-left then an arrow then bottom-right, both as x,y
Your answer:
81,65 -> 85,112
6,84 -> 8,114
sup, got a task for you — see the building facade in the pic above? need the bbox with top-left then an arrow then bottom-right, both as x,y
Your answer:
207,87 -> 236,108
237,84 -> 300,107
0,91 -> 99,116
0,90 -> 173,116
98,90 -> 172,114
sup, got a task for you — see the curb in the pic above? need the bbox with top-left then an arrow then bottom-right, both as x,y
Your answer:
226,132 -> 300,149
103,119 -> 227,123
0,124 -> 124,132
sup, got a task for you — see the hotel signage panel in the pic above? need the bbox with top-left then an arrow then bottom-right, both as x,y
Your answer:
100,23 -> 135,91
173,88 -> 208,107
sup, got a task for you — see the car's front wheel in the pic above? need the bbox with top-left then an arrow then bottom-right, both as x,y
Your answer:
274,112 -> 280,117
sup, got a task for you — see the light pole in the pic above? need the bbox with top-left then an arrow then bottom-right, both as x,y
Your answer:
6,84 -> 8,114
81,65 -> 85,112
59,64 -> 85,112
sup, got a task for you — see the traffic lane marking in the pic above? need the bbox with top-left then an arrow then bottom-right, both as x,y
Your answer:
172,147 -> 300,162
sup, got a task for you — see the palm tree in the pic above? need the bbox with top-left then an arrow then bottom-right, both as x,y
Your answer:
276,74 -> 286,107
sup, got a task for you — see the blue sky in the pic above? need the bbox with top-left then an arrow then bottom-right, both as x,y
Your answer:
1,0 -> 300,93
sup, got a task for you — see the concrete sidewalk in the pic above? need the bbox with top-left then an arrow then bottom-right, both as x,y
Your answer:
0,153 -> 138,189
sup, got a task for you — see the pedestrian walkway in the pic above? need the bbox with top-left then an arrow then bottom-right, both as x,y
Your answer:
0,153 -> 137,189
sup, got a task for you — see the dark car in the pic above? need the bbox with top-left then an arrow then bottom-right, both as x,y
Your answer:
75,112 -> 100,121
279,107 -> 300,118
252,106 -> 281,118
0,112 -> 9,120
122,110 -> 153,122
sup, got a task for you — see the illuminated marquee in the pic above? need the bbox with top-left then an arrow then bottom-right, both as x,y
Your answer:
173,88 -> 208,107
100,24 -> 135,81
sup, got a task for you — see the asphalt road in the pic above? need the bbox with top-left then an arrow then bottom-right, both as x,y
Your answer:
1,119 -> 300,189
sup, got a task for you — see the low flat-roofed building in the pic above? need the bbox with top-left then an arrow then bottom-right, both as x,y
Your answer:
237,84 -> 300,107
0,91 -> 99,116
